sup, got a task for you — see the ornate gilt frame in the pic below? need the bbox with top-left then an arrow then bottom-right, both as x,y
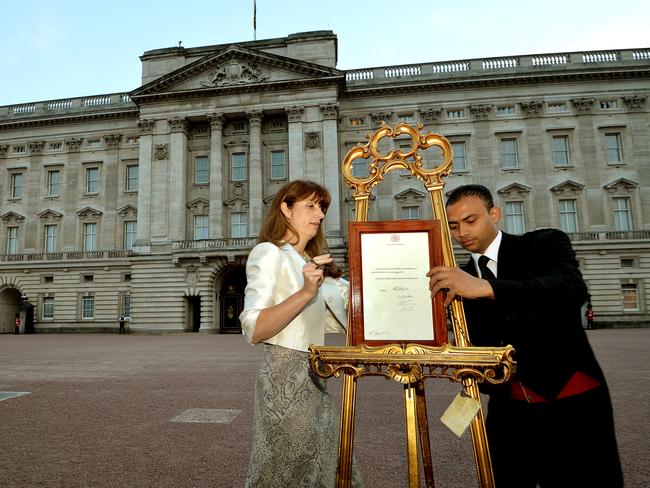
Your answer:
308,123 -> 516,488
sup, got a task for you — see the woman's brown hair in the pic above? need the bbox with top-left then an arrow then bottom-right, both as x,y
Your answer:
258,180 -> 342,278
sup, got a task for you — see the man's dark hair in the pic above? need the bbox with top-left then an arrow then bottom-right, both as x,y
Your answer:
446,184 -> 494,209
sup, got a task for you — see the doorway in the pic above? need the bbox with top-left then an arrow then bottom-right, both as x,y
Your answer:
185,296 -> 201,332
219,267 -> 246,334
0,287 -> 22,333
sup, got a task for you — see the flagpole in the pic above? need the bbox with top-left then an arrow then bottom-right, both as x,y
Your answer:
253,0 -> 257,40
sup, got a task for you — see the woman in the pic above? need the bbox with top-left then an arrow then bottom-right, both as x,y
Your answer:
240,180 -> 361,487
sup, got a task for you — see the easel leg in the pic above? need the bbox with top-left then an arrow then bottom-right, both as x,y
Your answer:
464,379 -> 495,488
404,383 -> 420,488
415,381 -> 436,488
337,373 -> 358,488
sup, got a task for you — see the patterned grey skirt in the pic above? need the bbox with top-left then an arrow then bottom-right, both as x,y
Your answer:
245,343 -> 362,488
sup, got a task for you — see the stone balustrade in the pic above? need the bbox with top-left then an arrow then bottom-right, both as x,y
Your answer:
345,48 -> 650,83
0,249 -> 133,262
0,93 -> 135,119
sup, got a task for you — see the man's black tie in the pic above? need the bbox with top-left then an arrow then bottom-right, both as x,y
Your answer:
478,255 -> 496,280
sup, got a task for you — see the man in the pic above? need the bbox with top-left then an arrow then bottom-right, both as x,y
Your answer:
428,184 -> 622,487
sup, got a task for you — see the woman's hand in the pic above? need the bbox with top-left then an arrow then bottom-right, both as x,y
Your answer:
301,254 -> 333,297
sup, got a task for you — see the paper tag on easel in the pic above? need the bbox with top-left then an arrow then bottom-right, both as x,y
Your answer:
440,391 -> 481,438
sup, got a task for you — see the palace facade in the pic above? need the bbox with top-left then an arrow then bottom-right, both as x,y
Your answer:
1,31 -> 649,332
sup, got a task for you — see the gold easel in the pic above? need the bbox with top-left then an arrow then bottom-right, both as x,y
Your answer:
309,123 -> 516,487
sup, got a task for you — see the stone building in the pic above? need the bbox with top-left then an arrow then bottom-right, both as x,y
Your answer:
0,30 -> 649,333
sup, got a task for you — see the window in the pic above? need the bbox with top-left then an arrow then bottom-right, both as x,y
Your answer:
398,113 -> 416,123
231,212 -> 247,238
446,109 -> 465,119
193,215 -> 209,240
552,136 -> 571,166
496,106 -> 515,116
83,274 -> 94,282
6,226 -> 18,254
123,293 -> 131,318
47,170 -> 60,196
559,199 -> 578,233
126,164 -> 139,191
10,173 -> 23,198
613,197 -> 632,231
86,167 -> 99,193
42,297 -> 54,319
500,138 -> 519,169
44,224 -> 57,252
401,206 -> 420,220
605,133 -> 623,163
82,296 -> 94,319
83,223 -> 97,251
621,284 -> 639,311
504,201 -> 525,234
48,142 -> 63,151
12,145 -> 26,154
600,100 -> 618,110
270,150 -> 286,180
231,153 -> 246,181
123,221 -> 137,250
547,102 -> 568,113
351,158 -> 369,178
87,139 -> 101,148
451,142 -> 467,171
43,275 -> 54,283
194,156 -> 209,184
349,118 -> 365,126
621,258 -> 635,268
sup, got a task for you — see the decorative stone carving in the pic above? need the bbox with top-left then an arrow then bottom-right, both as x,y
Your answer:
138,119 -> 155,135
418,108 -> 441,122
168,117 -> 188,133
154,144 -> 169,160
497,183 -> 531,197
202,59 -> 269,87
65,138 -> 83,151
207,113 -> 225,131
320,103 -> 339,120
570,98 -> 596,113
0,144 -> 9,157
623,95 -> 647,110
550,180 -> 585,195
603,178 -> 638,193
520,100 -> 544,115
29,141 -> 45,154
370,112 -> 393,127
285,106 -> 304,123
304,132 -> 321,149
185,265 -> 200,286
469,104 -> 492,119
1,211 -> 25,223
76,207 -> 103,220
247,110 -> 263,128
104,134 -> 122,148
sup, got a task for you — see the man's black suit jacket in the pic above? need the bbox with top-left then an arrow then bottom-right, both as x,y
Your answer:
461,228 -> 605,401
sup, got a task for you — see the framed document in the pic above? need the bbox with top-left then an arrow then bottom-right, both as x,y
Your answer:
348,220 -> 447,347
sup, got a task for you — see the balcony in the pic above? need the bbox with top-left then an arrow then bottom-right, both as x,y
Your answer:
0,249 -> 133,263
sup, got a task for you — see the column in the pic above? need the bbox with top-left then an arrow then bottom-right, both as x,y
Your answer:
286,106 -> 304,181
207,113 -> 224,239
168,117 -> 188,242
135,119 -> 154,251
247,110 -> 263,237
320,103 -> 341,236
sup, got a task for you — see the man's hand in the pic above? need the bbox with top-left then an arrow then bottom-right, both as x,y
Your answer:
427,266 -> 495,307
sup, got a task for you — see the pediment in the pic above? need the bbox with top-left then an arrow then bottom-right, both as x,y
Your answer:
130,46 -> 344,100
37,209 -> 63,220
394,188 -> 427,202
603,178 -> 638,192
1,211 -> 25,222
187,198 -> 210,213
223,195 -> 249,208
497,183 -> 531,197
118,204 -> 138,217
76,207 -> 103,218
550,180 -> 585,195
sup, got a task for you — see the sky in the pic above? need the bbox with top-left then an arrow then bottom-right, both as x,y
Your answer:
1,0 -> 649,106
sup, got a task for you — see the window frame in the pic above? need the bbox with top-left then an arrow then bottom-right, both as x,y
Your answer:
86,167 -> 100,194
270,150 -> 287,180
193,215 -> 209,240
44,224 -> 57,252
42,296 -> 55,320
123,220 -> 137,250
230,212 -> 248,238
125,164 -> 139,192
613,197 -> 633,231
552,135 -> 571,166
47,169 -> 61,197
504,201 -> 525,234
230,152 -> 247,182
81,295 -> 95,320
83,222 -> 97,251
499,138 -> 520,170
10,172 -> 23,199
605,132 -> 623,164
558,199 -> 579,233
194,156 -> 209,185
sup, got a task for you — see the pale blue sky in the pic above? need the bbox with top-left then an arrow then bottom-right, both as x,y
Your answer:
1,0 -> 648,106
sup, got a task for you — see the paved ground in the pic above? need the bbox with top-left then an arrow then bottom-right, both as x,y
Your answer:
0,329 -> 648,488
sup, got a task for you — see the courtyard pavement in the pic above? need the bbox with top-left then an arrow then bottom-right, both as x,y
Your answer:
0,329 -> 648,487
